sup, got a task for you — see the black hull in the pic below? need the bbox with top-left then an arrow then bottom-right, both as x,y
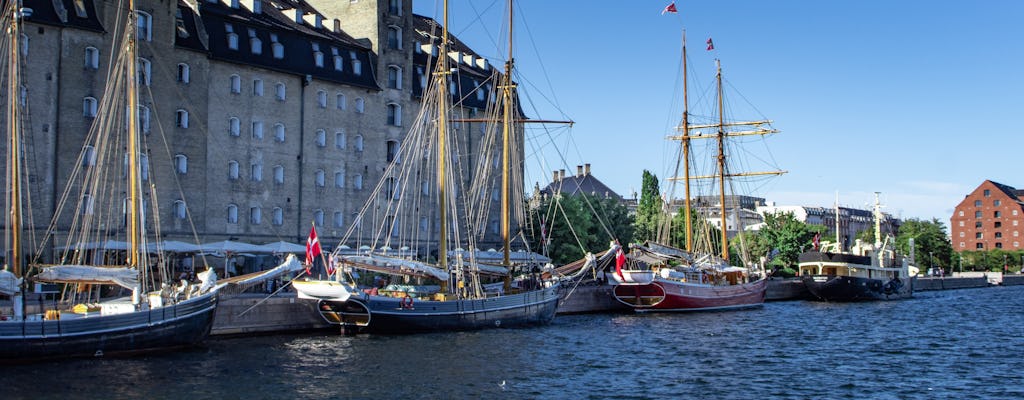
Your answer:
316,286 -> 560,334
802,275 -> 911,302
0,291 -> 218,363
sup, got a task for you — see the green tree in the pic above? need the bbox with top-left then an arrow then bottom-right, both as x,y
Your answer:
633,170 -> 663,242
525,193 -> 633,265
894,218 -> 953,271
745,212 -> 823,272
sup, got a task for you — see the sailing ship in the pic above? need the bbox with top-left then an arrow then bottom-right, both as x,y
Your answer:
292,0 -> 580,334
798,193 -> 917,301
0,0 -> 219,362
610,33 -> 778,312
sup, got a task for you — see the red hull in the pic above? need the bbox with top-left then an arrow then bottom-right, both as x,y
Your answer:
613,278 -> 766,312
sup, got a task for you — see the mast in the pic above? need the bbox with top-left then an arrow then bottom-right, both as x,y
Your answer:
435,0 -> 450,272
682,31 -> 692,252
126,0 -> 142,272
715,60 -> 728,260
6,2 -> 23,277
500,0 -> 513,268
873,192 -> 882,248
834,191 -> 840,250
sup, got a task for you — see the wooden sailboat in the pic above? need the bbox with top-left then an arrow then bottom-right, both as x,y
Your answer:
0,0 -> 218,362
292,0 -> 578,334
611,33 -> 780,312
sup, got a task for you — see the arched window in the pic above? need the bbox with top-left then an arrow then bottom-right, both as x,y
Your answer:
136,11 -> 153,41
251,163 -> 263,181
335,131 -> 346,149
316,129 -> 327,147
139,105 -> 151,133
230,74 -> 241,94
387,65 -> 402,89
85,47 -> 99,69
82,194 -> 94,215
336,93 -> 346,110
352,59 -> 362,75
82,145 -> 96,167
388,0 -> 401,16
137,57 -> 151,86
252,120 -> 264,140
387,26 -> 402,50
274,123 -> 285,142
177,63 -> 190,83
83,97 -> 98,117
315,169 -> 325,187
273,207 -> 283,225
228,161 -> 239,180
174,154 -> 188,174
313,210 -> 324,227
333,55 -> 343,71
175,109 -> 189,128
272,42 -> 284,59
421,180 -> 429,196
333,212 -> 344,228
250,36 -> 262,54
386,140 -> 400,163
334,171 -> 345,188
354,97 -> 364,113
227,204 -> 238,223
229,117 -> 240,136
354,174 -> 363,190
354,134 -> 364,152
317,90 -> 327,108
275,83 -> 286,100
387,103 -> 402,126
250,207 -> 262,224
273,165 -> 284,184
173,200 -> 187,219
225,23 -> 239,50
253,78 -> 264,96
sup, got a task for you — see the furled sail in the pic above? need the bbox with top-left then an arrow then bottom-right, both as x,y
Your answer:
34,265 -> 140,290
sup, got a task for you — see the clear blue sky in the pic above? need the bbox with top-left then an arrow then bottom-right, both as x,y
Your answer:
413,0 -> 1024,224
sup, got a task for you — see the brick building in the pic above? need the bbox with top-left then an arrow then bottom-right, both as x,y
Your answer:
950,180 -> 1024,251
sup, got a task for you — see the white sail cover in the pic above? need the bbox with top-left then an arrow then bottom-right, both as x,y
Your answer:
0,269 -> 22,295
342,255 -> 450,281
34,265 -> 139,290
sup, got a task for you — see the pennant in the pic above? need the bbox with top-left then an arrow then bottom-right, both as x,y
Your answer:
661,2 -> 677,15
305,224 -> 322,272
706,37 -> 714,51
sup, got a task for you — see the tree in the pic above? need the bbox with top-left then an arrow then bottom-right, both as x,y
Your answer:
525,193 -> 633,265
894,218 -> 953,271
744,212 -> 823,272
632,170 -> 663,243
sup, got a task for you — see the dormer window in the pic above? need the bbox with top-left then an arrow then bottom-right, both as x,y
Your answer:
270,33 -> 284,59
249,29 -> 262,54
225,24 -> 238,50
334,55 -> 343,71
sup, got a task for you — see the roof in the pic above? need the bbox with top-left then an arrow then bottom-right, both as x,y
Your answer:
18,0 -> 104,32
538,166 -> 623,201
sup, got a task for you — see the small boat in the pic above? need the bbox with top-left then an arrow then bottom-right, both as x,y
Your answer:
0,1 -> 219,362
798,193 -> 917,301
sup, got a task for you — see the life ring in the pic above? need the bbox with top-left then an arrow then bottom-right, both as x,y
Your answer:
401,295 -> 414,309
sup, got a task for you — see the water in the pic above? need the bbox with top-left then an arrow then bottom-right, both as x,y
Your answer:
4,286 -> 1024,399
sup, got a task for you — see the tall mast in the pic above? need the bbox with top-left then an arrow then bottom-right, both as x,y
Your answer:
500,0 -> 514,267
715,59 -> 728,261
873,192 -> 882,248
126,0 -> 142,270
6,2 -> 23,277
834,191 -> 840,250
682,31 -> 692,252
435,0 -> 450,271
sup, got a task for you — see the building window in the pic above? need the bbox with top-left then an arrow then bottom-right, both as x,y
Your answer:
975,211 -> 982,218
996,232 -> 1003,239
250,33 -> 262,54
227,204 -> 238,223
996,242 -> 1003,249
176,109 -> 189,128
355,97 -> 364,113
387,65 -> 402,89
335,131 -> 346,149
976,232 -> 983,239
275,83 -> 286,100
273,207 -> 283,225
229,117 -> 240,136
984,189 -> 991,197
421,180 -> 429,196
272,42 -> 284,59
334,172 -> 345,188
82,145 -> 96,167
138,58 -> 151,86
85,47 -> 99,69
83,97 -> 98,117
313,48 -> 324,68
274,123 -> 285,142
995,221 -> 1002,228
976,221 -> 983,228
387,26 -> 402,50
354,135 -> 364,152
81,194 -> 94,215
995,211 -> 1002,218
354,174 -> 363,190
252,120 -> 264,140
333,212 -> 344,228
225,23 -> 238,50
177,63 -> 190,83
250,207 -> 262,224
251,163 -> 263,182
420,216 -> 428,232
974,200 -> 982,207
995,200 -> 1002,206
336,93 -> 346,110
334,54 -> 344,71
173,200 -> 187,219
314,210 -> 324,227
273,165 -> 284,184
230,75 -> 241,93
315,170 -> 325,187
352,59 -> 362,76
958,221 -> 964,227
388,0 -> 401,15
139,105 -> 151,133
228,161 -> 239,180
387,103 -> 402,126
137,11 -> 153,41
975,243 -> 983,249
254,79 -> 264,96
316,129 -> 326,147
317,90 -> 327,108
958,211 -> 964,217
386,140 -> 400,163
174,154 -> 188,174
959,232 -> 964,238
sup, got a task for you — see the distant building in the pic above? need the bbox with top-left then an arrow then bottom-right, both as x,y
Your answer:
756,202 -> 899,251
950,180 -> 1024,251
536,163 -> 623,201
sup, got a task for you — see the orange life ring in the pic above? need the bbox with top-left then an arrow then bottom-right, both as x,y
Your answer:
401,295 -> 414,309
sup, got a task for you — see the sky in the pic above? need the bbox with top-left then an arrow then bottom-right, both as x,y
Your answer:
412,0 -> 1024,224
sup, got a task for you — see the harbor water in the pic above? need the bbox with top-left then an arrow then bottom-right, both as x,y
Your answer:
3,285 -> 1023,399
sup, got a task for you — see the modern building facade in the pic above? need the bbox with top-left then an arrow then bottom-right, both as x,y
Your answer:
950,180 -> 1024,251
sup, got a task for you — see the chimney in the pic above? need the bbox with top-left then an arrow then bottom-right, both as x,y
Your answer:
294,9 -> 303,24
559,169 -> 565,180
585,163 -> 591,175
576,165 -> 583,177
552,170 -> 559,182
333,18 -> 341,33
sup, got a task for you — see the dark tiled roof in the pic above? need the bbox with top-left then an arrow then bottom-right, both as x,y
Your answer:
988,180 -> 1022,201
539,170 -> 623,201
199,0 -> 379,90
175,1 -> 206,51
410,13 -> 499,110
18,0 -> 104,32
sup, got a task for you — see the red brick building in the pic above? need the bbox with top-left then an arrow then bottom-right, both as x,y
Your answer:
950,180 -> 1024,251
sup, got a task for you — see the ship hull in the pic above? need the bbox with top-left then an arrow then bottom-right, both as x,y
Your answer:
0,291 -> 218,363
802,275 -> 913,302
613,278 -> 767,312
314,284 -> 560,334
